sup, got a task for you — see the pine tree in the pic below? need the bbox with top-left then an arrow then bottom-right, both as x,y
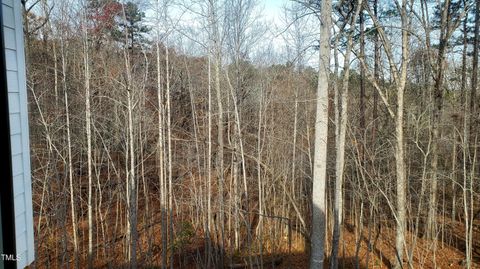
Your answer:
112,2 -> 150,49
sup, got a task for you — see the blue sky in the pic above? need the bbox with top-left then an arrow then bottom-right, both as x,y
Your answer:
262,0 -> 287,22
264,0 -> 285,12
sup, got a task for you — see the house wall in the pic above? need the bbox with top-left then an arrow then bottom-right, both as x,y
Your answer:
2,0 -> 34,267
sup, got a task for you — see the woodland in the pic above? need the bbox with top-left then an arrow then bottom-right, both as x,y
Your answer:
23,0 -> 480,268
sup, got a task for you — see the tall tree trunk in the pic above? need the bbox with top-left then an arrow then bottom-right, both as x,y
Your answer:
427,0 -> 451,241
61,30 -> 79,269
359,2 -> 366,164
209,0 -> 225,264
122,15 -> 137,266
463,3 -> 479,268
469,0 -> 479,140
215,44 -> 225,267
83,17 -> 94,269
461,0 -> 468,107
126,87 -> 137,269
455,0 -> 468,223
331,3 -> 362,268
207,53 -> 213,269
256,84 -> 265,268
310,0 -> 331,267
156,41 -> 167,269
165,40 -> 174,269
154,2 -> 167,267
372,0 -> 379,145
394,2 -> 410,267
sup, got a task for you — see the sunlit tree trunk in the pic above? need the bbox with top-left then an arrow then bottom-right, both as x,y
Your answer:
310,0 -> 331,267
154,1 -> 167,267
164,37 -> 174,269
82,10 -> 94,268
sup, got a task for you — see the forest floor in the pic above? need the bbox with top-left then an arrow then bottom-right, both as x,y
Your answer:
32,206 -> 480,268
276,221 -> 480,269
32,189 -> 480,269
177,216 -> 480,269
170,217 -> 480,269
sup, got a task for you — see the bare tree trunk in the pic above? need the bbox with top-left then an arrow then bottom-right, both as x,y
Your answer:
121,6 -> 138,265
331,3 -> 362,268
207,54 -> 213,268
156,45 -> 167,269
310,0 -> 331,267
154,2 -> 167,267
126,87 -> 137,269
462,1 -> 479,259
372,0 -> 379,144
214,27 -> 224,244
359,2 -> 366,164
209,0 -> 225,264
164,40 -> 174,269
427,0 -> 453,241
394,3 -> 410,267
470,0 -> 479,139
256,84 -> 265,269
61,29 -> 79,269
82,14 -> 94,268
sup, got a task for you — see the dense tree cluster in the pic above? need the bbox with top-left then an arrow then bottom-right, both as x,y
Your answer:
22,0 -> 479,268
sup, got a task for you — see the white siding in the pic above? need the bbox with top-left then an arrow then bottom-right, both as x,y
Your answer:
9,113 -> 20,134
2,0 -> 35,268
1,2 -> 14,28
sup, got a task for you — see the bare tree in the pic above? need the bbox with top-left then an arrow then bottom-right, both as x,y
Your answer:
310,0 -> 332,267
358,0 -> 414,267
81,4 -> 94,267
331,2 -> 363,268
